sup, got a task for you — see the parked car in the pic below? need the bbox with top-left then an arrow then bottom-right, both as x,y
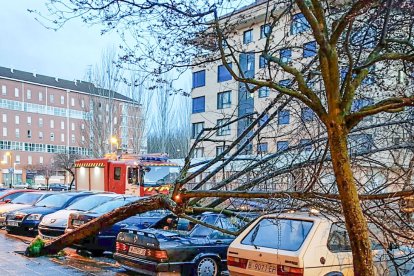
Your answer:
227,211 -> 414,276
48,183 -> 68,191
39,193 -> 124,239
0,189 -> 34,204
114,212 -> 257,276
0,192 -> 53,226
12,182 -> 30,189
30,183 -> 47,190
65,196 -> 164,256
5,191 -> 92,235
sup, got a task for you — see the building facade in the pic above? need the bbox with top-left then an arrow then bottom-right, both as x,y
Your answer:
0,66 -> 142,186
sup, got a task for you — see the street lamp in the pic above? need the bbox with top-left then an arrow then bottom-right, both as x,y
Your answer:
110,137 -> 119,152
2,152 -> 14,188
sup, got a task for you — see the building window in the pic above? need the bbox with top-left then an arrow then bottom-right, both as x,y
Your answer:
351,27 -> 377,49
2,114 -> 6,123
60,96 -> 65,105
71,122 -> 75,131
39,92 -> 43,101
39,131 -> 43,140
258,87 -> 270,98
192,122 -> 204,139
82,135 -> 85,142
71,134 -> 75,143
301,107 -> 314,122
194,147 -> 204,158
243,29 -> 253,44
259,55 -> 268,68
280,48 -> 292,63
106,104 -> 109,112
27,89 -> 31,100
14,88 -> 19,97
81,123 -> 85,130
39,118 -> 43,127
351,98 -> 374,112
39,156 -> 44,164
81,99 -> 85,108
27,116 -> 31,125
50,133 -> 55,141
50,119 -> 54,128
257,142 -> 268,153
15,129 -> 20,138
28,156 -> 32,165
192,70 -> 206,88
278,109 -> 290,125
217,64 -> 232,82
27,130 -> 32,138
259,114 -> 270,127
217,91 -> 231,109
114,117 -> 118,125
303,41 -> 317,58
61,133 -> 65,142
71,98 -> 75,106
217,119 -> 231,136
299,139 -> 312,152
279,79 -> 291,87
349,134 -> 374,154
15,155 -> 20,164
15,115 -> 19,125
2,127 -> 7,137
61,121 -> 65,130
216,145 -> 229,156
277,141 -> 289,151
260,24 -> 270,39
1,85 -> 6,95
50,94 -> 54,103
192,96 -> 205,114
291,13 -> 310,35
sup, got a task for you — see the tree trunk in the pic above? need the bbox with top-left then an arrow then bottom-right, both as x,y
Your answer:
328,123 -> 374,276
26,195 -> 174,257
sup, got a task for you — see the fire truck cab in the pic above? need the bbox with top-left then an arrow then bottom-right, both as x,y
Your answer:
74,154 -> 180,197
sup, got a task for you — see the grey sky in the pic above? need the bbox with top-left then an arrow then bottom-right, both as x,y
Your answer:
0,1 -> 120,81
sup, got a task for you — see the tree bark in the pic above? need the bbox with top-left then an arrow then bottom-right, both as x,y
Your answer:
328,122 -> 374,276
26,195 -> 175,257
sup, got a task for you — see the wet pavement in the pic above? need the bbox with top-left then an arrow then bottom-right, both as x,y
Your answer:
0,231 -> 133,275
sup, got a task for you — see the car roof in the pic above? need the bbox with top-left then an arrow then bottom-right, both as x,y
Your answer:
260,210 -> 338,223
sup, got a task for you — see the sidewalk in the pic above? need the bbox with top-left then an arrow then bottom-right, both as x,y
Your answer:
0,232 -> 130,275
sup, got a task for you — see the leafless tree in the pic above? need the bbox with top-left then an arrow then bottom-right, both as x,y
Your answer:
52,152 -> 82,190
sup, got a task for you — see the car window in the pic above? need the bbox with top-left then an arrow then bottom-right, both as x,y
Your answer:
11,193 -> 43,204
35,194 -> 73,208
3,192 -> 25,201
241,218 -> 313,251
189,215 -> 220,237
0,191 -> 9,198
328,223 -> 352,252
67,195 -> 114,211
88,199 -> 132,214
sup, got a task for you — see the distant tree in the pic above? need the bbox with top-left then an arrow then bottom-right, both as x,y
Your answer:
52,153 -> 81,190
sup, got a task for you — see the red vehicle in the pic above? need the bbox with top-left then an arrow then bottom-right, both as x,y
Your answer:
74,154 -> 180,196
0,189 -> 34,204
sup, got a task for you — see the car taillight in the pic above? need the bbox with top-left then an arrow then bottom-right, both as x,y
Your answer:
277,265 -> 304,276
227,256 -> 248,269
116,242 -> 130,253
147,249 -> 168,261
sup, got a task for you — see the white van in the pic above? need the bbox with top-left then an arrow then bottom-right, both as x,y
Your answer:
227,211 -> 414,276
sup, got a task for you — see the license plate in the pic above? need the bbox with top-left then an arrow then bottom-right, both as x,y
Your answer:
129,246 -> 146,256
7,221 -> 19,227
72,219 -> 85,226
247,260 -> 278,273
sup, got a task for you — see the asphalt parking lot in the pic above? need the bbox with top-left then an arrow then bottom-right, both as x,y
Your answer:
0,230 -> 132,275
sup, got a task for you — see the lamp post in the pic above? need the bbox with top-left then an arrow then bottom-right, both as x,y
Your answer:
2,152 -> 13,188
110,136 -> 119,152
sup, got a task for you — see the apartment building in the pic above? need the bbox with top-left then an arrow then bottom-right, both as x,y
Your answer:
0,66 -> 141,185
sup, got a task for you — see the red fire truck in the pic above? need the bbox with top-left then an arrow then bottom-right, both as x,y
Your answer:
74,153 -> 180,196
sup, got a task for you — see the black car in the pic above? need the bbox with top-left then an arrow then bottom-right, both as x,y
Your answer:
48,183 -> 67,191
114,212 -> 257,276
5,191 -> 92,235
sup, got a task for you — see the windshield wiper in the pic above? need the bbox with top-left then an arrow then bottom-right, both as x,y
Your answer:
250,224 -> 261,249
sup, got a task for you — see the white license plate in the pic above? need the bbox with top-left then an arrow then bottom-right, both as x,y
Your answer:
129,246 -> 146,256
72,219 -> 85,226
247,260 -> 278,273
7,221 -> 19,227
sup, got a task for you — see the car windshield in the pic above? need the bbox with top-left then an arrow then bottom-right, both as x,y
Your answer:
11,193 -> 43,205
0,191 -> 9,197
35,194 -> 73,208
67,195 -> 115,211
144,166 -> 180,186
241,218 -> 313,251
189,215 -> 245,237
88,198 -> 135,214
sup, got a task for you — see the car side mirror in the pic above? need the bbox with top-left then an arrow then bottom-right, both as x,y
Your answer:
4,199 -> 11,204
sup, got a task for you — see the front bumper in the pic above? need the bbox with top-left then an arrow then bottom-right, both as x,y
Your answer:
5,220 -> 40,235
38,225 -> 65,240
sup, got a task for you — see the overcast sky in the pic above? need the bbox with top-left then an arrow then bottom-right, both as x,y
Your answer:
0,1 -> 120,81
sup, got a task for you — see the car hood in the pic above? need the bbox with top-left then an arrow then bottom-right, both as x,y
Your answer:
0,204 -> 32,214
40,209 -> 81,228
14,206 -> 59,216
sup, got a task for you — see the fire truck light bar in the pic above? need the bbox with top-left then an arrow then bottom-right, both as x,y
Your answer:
139,156 -> 168,162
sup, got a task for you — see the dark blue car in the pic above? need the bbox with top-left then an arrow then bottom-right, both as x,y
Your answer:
114,212 -> 257,276
5,192 -> 92,235
66,197 -> 169,256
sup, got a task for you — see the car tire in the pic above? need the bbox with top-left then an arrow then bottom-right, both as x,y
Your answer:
89,249 -> 105,257
37,188 -> 41,190
194,257 -> 219,276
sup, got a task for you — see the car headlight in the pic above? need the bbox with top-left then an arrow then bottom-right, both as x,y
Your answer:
26,214 -> 43,221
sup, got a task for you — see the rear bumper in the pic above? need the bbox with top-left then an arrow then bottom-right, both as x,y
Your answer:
114,252 -> 184,275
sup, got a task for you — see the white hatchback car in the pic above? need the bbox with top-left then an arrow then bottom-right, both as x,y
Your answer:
227,211 -> 414,276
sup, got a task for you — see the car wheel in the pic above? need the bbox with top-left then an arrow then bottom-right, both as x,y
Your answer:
195,257 -> 219,276
37,187 -> 41,190
89,249 -> 105,257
